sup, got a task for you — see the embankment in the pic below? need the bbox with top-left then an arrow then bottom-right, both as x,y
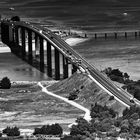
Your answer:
47,72 -> 126,116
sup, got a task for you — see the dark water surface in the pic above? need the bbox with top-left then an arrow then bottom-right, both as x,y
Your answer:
0,51 -> 48,81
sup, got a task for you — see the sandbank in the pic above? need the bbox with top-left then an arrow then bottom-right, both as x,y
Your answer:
0,47 -> 11,53
65,37 -> 89,46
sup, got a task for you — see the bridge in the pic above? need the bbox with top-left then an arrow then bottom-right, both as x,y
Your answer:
1,19 -> 140,108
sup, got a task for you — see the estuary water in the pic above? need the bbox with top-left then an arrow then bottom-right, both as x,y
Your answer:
0,45 -> 48,81
75,36 -> 140,81
1,35 -> 140,81
1,0 -> 140,81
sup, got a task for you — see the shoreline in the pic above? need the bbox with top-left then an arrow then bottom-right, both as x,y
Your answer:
0,37 -> 89,53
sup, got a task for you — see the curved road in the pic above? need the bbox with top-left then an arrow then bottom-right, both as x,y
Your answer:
4,20 -> 140,108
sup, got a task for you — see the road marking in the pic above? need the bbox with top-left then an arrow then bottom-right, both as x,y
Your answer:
88,74 -> 130,108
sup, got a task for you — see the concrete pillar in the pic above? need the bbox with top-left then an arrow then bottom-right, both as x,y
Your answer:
28,30 -> 33,63
125,32 -> 127,38
63,56 -> 68,79
39,37 -> 44,72
135,32 -> 137,37
114,33 -> 117,39
47,41 -> 52,77
105,33 -> 107,39
54,48 -> 60,80
15,27 -> 19,45
9,25 -> 13,42
72,64 -> 77,74
21,28 -> 26,58
1,23 -> 9,44
95,33 -> 97,39
35,34 -> 40,57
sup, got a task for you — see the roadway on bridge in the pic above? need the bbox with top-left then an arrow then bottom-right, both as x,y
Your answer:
7,21 -> 140,107
37,27 -> 134,108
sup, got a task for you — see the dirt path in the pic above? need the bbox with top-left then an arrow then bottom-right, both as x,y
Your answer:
38,82 -> 91,122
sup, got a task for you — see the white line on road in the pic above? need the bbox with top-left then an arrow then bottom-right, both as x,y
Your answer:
88,74 -> 130,108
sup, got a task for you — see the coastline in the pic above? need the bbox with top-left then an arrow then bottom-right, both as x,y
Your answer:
0,37 -> 89,53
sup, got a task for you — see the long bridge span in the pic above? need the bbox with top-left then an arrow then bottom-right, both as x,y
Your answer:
1,19 -> 140,108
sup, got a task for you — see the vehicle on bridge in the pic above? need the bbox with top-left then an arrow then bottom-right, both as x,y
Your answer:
130,97 -> 135,104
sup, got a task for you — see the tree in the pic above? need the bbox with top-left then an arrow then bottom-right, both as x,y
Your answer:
0,77 -> 11,89
123,73 -> 130,80
120,124 -> 129,133
33,123 -> 63,136
90,103 -> 117,119
134,126 -> 140,135
3,126 -> 20,136
120,119 -> 130,133
110,69 -> 123,77
3,126 -> 11,134
11,16 -> 20,21
70,118 -> 90,136
50,123 -> 63,136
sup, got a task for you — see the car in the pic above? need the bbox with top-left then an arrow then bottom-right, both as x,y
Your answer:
130,97 -> 135,104
130,99 -> 135,104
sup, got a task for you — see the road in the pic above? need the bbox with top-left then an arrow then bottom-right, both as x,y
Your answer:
5,20 -> 140,108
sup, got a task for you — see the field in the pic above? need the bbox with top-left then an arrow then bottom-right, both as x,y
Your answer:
0,72 -> 127,134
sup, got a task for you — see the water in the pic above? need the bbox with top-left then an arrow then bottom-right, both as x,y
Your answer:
1,1 -> 140,81
0,46 -> 48,81
1,35 -> 140,81
74,36 -> 140,80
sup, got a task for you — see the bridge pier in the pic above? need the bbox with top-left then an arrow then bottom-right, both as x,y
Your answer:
39,37 -> 44,72
15,27 -> 19,45
28,30 -> 33,64
1,23 -> 9,45
9,25 -> 14,43
63,56 -> 69,79
47,41 -> 52,77
21,28 -> 26,58
35,34 -> 40,57
54,48 -> 60,80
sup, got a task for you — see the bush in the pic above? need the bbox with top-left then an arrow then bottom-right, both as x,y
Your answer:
0,77 -> 11,89
68,90 -> 79,100
109,96 -> 114,101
